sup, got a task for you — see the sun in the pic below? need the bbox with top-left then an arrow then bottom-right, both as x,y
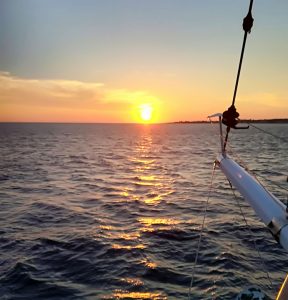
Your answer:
139,104 -> 153,123
131,101 -> 159,123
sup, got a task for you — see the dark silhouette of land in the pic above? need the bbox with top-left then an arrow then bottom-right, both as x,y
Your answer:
170,119 -> 288,124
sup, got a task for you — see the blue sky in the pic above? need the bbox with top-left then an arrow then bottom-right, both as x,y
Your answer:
0,0 -> 287,122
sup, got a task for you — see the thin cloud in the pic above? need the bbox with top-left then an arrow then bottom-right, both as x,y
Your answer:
0,72 -> 160,122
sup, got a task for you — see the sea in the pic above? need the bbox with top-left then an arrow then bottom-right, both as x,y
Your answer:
0,123 -> 287,300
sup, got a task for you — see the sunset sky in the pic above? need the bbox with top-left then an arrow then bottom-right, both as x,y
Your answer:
0,0 -> 287,123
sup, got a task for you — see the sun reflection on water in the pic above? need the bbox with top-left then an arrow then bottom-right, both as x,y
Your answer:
108,291 -> 167,299
140,258 -> 157,269
120,277 -> 144,287
112,243 -> 146,250
125,132 -> 175,206
98,130 -> 176,300
118,232 -> 140,241
138,218 -> 180,227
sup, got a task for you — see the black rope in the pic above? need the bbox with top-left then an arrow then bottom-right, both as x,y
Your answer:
223,0 -> 254,150
232,0 -> 254,107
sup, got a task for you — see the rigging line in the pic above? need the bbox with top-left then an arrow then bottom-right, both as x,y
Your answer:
232,29 -> 248,107
188,163 -> 217,300
227,180 -> 274,290
225,142 -> 288,194
222,0 -> 254,148
208,118 -> 226,158
245,122 -> 288,143
208,117 -> 225,156
232,0 -> 254,107
250,172 -> 288,194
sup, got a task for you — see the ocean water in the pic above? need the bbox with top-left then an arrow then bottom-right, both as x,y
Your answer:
0,123 -> 287,300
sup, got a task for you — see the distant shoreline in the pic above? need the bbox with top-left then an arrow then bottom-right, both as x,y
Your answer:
169,119 -> 288,124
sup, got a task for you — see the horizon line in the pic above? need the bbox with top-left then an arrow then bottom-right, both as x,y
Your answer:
0,118 -> 288,125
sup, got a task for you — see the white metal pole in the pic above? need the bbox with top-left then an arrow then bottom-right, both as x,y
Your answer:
217,154 -> 288,251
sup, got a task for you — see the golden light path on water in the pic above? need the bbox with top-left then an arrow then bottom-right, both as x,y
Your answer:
99,128 -> 176,299
108,291 -> 166,299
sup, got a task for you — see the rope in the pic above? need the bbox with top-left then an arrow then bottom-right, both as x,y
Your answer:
251,172 -> 288,194
228,180 -> 274,290
188,163 -> 216,299
232,0 -> 254,107
224,141 -> 288,195
223,0 -> 254,148
246,122 -> 288,143
210,119 -> 287,196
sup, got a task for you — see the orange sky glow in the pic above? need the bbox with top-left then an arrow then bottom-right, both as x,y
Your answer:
1,71 -> 287,123
0,1 -> 287,123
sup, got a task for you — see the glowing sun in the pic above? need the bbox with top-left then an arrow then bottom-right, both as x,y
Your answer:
139,104 -> 153,122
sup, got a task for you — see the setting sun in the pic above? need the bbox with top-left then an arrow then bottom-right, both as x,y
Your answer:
130,99 -> 160,124
140,104 -> 153,122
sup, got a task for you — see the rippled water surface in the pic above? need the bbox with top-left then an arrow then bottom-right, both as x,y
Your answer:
0,123 -> 287,300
